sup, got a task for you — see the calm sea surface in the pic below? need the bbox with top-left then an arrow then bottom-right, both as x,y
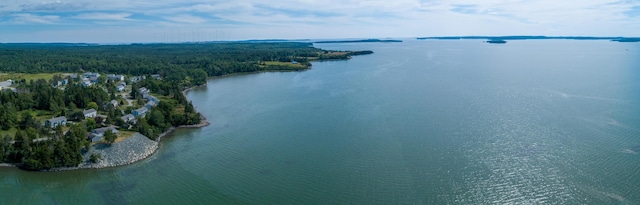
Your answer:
1,40 -> 640,204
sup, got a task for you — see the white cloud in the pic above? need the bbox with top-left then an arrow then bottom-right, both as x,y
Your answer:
10,13 -> 60,24
164,14 -> 206,24
74,12 -> 133,21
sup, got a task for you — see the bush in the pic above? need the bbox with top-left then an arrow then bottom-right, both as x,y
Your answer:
90,153 -> 102,163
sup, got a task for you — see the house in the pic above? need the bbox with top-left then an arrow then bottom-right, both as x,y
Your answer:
107,74 -> 125,81
116,85 -> 125,92
132,107 -> 149,117
138,87 -> 151,99
147,95 -> 159,102
0,80 -> 12,87
130,76 -> 145,83
145,101 -> 157,109
83,109 -> 97,118
82,72 -> 100,79
82,79 -> 92,87
88,126 -> 119,142
121,114 -> 136,123
138,87 -> 150,94
61,79 -> 69,85
88,133 -> 102,142
45,116 -> 67,128
89,76 -> 99,83
110,100 -> 119,108
151,74 -> 161,80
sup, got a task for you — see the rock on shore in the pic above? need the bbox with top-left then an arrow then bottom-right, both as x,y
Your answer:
79,133 -> 158,169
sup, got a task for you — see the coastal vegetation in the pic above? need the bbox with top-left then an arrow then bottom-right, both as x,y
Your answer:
0,42 -> 372,170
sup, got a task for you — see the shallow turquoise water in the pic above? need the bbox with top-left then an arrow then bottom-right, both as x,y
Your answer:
1,40 -> 640,204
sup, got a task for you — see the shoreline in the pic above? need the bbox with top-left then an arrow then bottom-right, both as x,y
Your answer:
4,84 -> 211,172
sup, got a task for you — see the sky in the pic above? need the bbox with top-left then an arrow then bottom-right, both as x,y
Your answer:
1,0 -> 639,43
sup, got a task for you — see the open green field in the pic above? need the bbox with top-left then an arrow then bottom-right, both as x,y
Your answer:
261,61 -> 308,69
0,127 -> 17,138
0,72 -> 65,83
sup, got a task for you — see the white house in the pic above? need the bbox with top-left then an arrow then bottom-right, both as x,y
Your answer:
83,109 -> 97,119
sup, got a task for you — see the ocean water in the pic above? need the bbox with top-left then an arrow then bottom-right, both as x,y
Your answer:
1,39 -> 639,204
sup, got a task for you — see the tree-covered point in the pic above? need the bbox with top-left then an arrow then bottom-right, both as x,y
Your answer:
0,42 -> 372,88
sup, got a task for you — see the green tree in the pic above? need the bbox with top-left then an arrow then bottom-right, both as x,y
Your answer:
85,118 -> 96,131
90,153 -> 102,163
87,102 -> 99,111
104,130 -> 117,144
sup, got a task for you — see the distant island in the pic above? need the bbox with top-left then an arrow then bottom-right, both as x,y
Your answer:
485,39 -> 507,44
417,36 -> 640,42
315,39 -> 403,44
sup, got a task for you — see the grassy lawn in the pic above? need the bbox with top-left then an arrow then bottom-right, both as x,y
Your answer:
0,72 -> 64,83
115,130 -> 137,143
0,127 -> 17,139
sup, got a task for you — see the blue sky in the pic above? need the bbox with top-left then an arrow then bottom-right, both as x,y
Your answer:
1,0 -> 639,43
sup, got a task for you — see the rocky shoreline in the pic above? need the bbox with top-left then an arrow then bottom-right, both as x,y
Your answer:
48,133 -> 158,171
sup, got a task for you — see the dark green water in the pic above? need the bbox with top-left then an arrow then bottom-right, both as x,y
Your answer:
1,40 -> 640,204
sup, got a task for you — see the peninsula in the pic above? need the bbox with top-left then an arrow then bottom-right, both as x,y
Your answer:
0,42 -> 373,171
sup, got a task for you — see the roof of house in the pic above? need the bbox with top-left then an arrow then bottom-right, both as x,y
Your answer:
121,114 -> 135,120
145,101 -> 157,107
0,81 -> 12,87
47,116 -> 67,122
93,126 -> 118,134
83,109 -> 97,115
135,107 -> 149,113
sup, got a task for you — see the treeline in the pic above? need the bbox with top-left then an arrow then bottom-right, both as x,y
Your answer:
0,43 -> 341,86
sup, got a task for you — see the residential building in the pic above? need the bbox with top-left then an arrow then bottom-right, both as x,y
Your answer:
45,116 -> 67,128
82,79 -> 92,87
88,126 -> 119,142
145,101 -> 157,109
83,109 -> 97,118
82,72 -> 100,79
0,80 -> 12,87
107,74 -> 125,81
151,74 -> 161,80
89,76 -> 99,83
110,100 -> 119,108
132,107 -> 149,117
121,114 -> 136,123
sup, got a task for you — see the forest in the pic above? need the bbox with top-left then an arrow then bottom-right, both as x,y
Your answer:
0,42 -> 370,86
